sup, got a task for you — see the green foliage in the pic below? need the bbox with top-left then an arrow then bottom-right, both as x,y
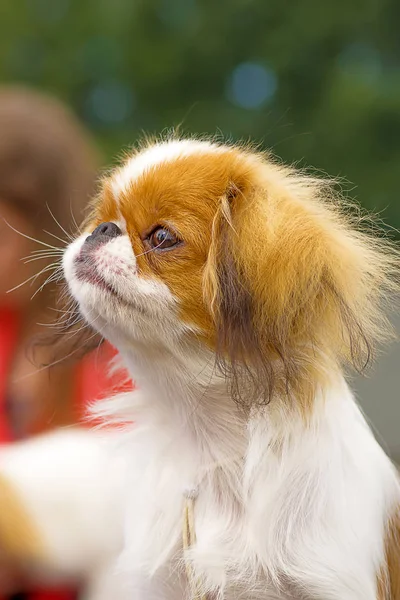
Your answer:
1,0 -> 399,227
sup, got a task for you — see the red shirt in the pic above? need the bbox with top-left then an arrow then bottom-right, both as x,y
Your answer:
0,308 -> 131,441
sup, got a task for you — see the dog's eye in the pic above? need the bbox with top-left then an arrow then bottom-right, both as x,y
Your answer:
148,227 -> 180,251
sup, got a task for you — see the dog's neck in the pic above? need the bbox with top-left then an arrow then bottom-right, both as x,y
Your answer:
113,338 -> 337,477
117,340 -> 247,467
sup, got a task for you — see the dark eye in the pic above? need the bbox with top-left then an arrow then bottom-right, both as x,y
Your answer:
148,227 -> 181,251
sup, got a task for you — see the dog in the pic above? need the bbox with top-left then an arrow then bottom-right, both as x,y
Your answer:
0,428 -> 127,599
63,137 -> 400,599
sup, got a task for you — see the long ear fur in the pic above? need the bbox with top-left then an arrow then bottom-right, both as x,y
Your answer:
204,152 -> 400,410
204,193 -> 293,409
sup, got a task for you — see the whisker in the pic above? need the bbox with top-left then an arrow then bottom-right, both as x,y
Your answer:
30,261 -> 61,273
45,203 -> 74,242
30,248 -> 64,255
24,250 -> 63,257
23,254 -> 63,264
56,314 -> 102,339
30,268 -> 63,300
135,240 -> 166,257
3,219 -> 61,251
49,306 -> 75,315
69,202 -> 80,233
7,264 -> 58,294
43,229 -> 69,246
37,313 -> 83,330
58,288 -> 72,303
39,304 -> 82,329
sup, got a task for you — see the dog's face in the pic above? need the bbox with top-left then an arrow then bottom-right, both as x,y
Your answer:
63,141 -> 237,347
63,138 -> 396,407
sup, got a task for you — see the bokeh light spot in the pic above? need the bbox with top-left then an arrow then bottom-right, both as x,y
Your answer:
226,62 -> 278,110
337,43 -> 383,85
86,81 -> 134,125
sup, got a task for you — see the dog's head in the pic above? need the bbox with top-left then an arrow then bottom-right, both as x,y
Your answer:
63,138 -> 399,409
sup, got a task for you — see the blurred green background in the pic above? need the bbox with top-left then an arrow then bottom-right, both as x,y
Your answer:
1,0 -> 399,227
1,0 -> 399,455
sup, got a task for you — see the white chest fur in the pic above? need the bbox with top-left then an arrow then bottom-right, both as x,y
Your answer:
97,349 -> 400,600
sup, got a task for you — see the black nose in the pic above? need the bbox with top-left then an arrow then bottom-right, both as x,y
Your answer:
91,222 -> 122,239
85,221 -> 122,247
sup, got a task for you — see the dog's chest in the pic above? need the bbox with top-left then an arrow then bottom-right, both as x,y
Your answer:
147,568 -> 297,600
121,424 -> 304,599
125,478 -> 293,600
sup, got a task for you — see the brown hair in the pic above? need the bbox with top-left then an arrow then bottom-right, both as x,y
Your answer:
0,85 -> 98,234
0,86 -> 101,366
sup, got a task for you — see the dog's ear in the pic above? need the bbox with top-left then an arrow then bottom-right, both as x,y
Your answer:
204,160 -> 399,411
203,179 -> 286,409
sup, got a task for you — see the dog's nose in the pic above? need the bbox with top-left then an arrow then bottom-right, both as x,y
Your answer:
85,222 -> 122,246
91,222 -> 122,239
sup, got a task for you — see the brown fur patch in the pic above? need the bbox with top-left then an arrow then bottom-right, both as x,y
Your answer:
114,150 -> 243,336
377,508 -> 400,599
84,179 -> 119,230
0,473 -> 46,560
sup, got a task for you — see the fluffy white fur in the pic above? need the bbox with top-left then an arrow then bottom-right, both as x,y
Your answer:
111,139 -> 221,197
63,139 -> 400,600
0,429 -> 128,599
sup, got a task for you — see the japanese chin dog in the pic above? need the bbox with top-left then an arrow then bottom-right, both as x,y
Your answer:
63,137 -> 400,600
0,429 -> 127,599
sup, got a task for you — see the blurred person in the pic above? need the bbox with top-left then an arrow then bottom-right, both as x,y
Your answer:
0,86 -> 99,442
0,87 -> 127,599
